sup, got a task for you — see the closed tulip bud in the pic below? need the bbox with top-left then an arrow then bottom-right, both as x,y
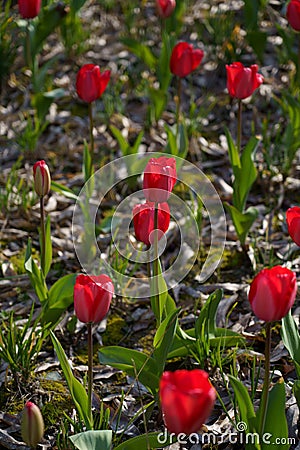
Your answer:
18,0 -> 41,18
226,62 -> 264,100
133,202 -> 170,246
74,274 -> 114,324
287,0 -> 300,32
170,42 -> 204,78
159,369 -> 216,435
76,64 -> 110,103
286,206 -> 300,246
143,156 -> 177,203
21,402 -> 44,448
156,0 -> 176,18
33,160 -> 51,197
248,266 -> 297,322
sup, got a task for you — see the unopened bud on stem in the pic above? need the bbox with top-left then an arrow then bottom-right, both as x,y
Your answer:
33,160 -> 51,197
21,401 -> 44,448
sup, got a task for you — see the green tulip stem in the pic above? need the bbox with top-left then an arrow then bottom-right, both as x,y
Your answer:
259,321 -> 272,436
87,322 -> 93,426
153,203 -> 160,323
176,76 -> 182,138
88,102 -> 95,178
39,196 -> 46,276
25,24 -> 32,71
237,98 -> 242,154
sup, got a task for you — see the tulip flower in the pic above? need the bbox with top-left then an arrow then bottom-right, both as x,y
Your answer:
21,401 -> 44,447
248,266 -> 297,322
74,274 -> 114,324
286,206 -> 300,246
33,160 -> 51,198
76,64 -> 111,103
143,157 -> 177,203
133,202 -> 170,246
170,42 -> 204,78
287,0 -> 300,32
18,0 -> 41,19
226,62 -> 264,100
156,0 -> 176,18
159,369 -> 216,435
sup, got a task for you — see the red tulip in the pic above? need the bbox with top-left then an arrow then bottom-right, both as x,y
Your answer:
21,402 -> 44,447
226,62 -> 264,99
248,266 -> 297,322
170,42 -> 204,78
33,160 -> 51,197
287,0 -> 300,32
18,0 -> 41,18
133,202 -> 170,246
286,206 -> 300,246
156,0 -> 176,18
159,369 -> 216,435
143,156 -> 177,203
74,274 -> 114,324
76,64 -> 110,103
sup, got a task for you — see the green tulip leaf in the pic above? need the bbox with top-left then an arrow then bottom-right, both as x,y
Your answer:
24,238 -> 48,304
114,432 -> 177,450
42,273 -> 77,327
51,181 -> 78,201
50,331 -> 92,429
121,37 -> 157,69
281,311 -> 300,378
227,374 -> 256,432
69,430 -> 112,450
225,203 -> 258,246
195,289 -> 223,340
259,380 -> 289,450
99,346 -> 160,395
153,309 -> 179,375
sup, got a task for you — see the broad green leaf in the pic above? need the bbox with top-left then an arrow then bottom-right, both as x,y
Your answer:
195,289 -> 223,340
32,56 -> 59,92
50,331 -> 92,429
210,328 -> 245,347
150,259 -> 168,323
234,136 -> 259,211
225,128 -> 241,174
30,3 -> 68,59
110,125 -> 129,155
165,123 -> 188,160
157,30 -> 175,91
246,31 -> 267,63
292,380 -> 300,408
24,239 -> 48,303
260,380 -> 289,450
69,430 -> 112,450
148,87 -> 168,122
282,311 -> 300,378
51,181 -> 78,201
121,38 -> 157,69
153,309 -> 179,375
225,204 -> 258,246
42,274 -> 77,326
114,432 -> 177,450
70,0 -> 87,13
99,346 -> 160,395
168,328 -> 196,359
228,375 -> 256,430
44,215 -> 52,278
